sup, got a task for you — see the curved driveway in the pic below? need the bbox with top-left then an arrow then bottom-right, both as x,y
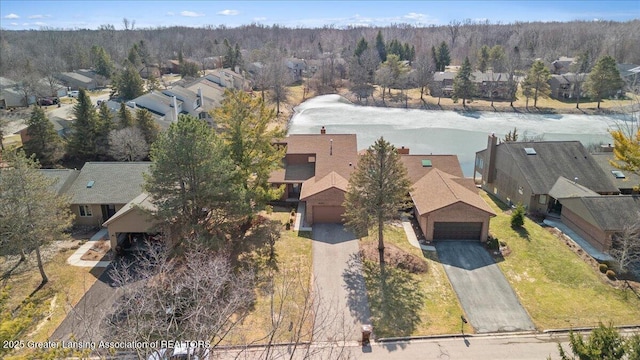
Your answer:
436,241 -> 535,333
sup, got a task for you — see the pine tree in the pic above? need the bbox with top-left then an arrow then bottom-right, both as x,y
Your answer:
478,45 -> 490,72
523,60 -> 551,108
136,108 -> 159,145
96,101 -> 114,158
452,57 -> 476,107
343,137 -> 412,265
376,30 -> 387,62
354,37 -> 369,59
586,55 -> 624,109
437,41 -> 451,72
0,150 -> 74,287
118,102 -> 134,129
23,106 -> 62,167
67,89 -> 99,161
115,60 -> 145,100
91,45 -> 114,78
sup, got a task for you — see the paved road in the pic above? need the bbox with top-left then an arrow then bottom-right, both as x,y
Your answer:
312,224 -> 371,342
435,241 -> 535,333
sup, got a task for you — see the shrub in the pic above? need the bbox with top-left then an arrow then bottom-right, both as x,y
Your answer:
487,237 -> 499,250
291,209 -> 296,216
285,222 -> 290,230
511,204 -> 526,228
606,270 -> 616,280
599,263 -> 608,273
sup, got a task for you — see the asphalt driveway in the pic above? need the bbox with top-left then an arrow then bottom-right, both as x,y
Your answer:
312,224 -> 371,342
435,241 -> 535,333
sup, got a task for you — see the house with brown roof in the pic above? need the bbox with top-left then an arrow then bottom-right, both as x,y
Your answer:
269,128 -> 496,241
401,155 -> 495,241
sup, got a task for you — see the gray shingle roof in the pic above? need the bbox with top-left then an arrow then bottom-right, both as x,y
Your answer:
549,176 -> 599,199
591,153 -> 640,191
562,196 -> 640,231
501,141 -> 620,195
40,169 -> 80,195
66,162 -> 151,204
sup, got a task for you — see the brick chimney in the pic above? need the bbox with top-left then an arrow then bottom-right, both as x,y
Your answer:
600,143 -> 614,153
483,133 -> 498,183
397,146 -> 410,155
320,126 -> 326,134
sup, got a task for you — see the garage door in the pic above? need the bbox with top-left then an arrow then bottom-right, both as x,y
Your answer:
313,206 -> 345,223
433,222 -> 482,240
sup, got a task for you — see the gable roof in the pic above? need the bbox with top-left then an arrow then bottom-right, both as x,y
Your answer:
560,196 -> 640,232
591,153 -> 640,191
66,162 -> 151,204
410,168 -> 495,216
499,141 -> 620,195
282,133 -> 358,180
102,192 -> 157,226
40,169 -> 80,195
549,176 -> 600,199
300,171 -> 349,200
400,154 -> 463,183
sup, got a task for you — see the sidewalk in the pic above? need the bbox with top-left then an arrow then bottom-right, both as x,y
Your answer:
66,228 -> 112,268
543,219 -> 614,262
400,216 -> 435,252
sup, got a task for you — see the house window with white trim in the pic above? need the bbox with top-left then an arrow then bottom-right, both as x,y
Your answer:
79,205 -> 92,217
538,195 -> 548,205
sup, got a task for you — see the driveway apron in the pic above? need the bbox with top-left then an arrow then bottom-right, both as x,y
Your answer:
312,224 -> 371,342
435,241 -> 535,333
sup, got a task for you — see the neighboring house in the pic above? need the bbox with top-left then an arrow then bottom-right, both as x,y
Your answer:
557,195 -> 640,252
162,86 -> 204,118
548,73 -> 588,99
429,72 -> 455,97
0,87 -> 35,109
102,192 -> 160,250
285,58 -> 307,82
183,77 -> 226,126
472,71 -> 511,99
130,91 -> 184,124
64,162 -> 151,227
591,149 -> 640,194
48,116 -> 73,137
617,63 -> 640,94
474,134 -> 620,213
205,69 -> 250,91
401,154 -> 496,241
56,72 -> 97,91
165,60 -> 181,74
268,128 -> 495,242
551,56 -> 576,75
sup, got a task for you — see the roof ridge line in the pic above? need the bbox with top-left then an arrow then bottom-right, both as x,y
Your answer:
436,169 -> 459,200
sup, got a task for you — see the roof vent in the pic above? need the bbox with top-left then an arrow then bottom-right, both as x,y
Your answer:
421,159 -> 432,167
524,147 -> 537,155
87,180 -> 95,188
611,170 -> 626,179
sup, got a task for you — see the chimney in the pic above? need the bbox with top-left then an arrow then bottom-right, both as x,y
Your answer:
330,138 -> 333,156
484,133 -> 498,183
172,96 -> 178,122
600,143 -> 614,153
397,146 -> 410,155
320,126 -> 326,134
197,88 -> 203,107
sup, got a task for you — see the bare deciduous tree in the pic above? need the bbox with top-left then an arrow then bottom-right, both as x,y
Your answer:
108,127 -> 149,161
610,214 -> 640,274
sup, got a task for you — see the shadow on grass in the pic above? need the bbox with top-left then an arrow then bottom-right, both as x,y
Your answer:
356,258 -> 425,339
512,225 -> 530,241
483,192 -> 511,212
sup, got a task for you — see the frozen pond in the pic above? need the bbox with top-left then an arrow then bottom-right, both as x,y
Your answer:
289,95 -> 627,177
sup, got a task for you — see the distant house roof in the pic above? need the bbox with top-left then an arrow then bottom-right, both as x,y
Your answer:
560,196 -> 640,232
410,168 -> 495,216
591,153 -> 640,191
471,71 -> 509,82
549,176 -> 600,199
433,72 -> 456,81
0,77 -> 17,89
478,141 -> 620,195
66,162 -> 151,204
162,86 -> 198,103
57,72 -> 94,85
617,63 -> 640,78
40,169 -> 80,195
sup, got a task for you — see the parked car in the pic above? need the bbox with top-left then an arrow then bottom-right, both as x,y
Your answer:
68,90 -> 79,98
38,97 -> 54,106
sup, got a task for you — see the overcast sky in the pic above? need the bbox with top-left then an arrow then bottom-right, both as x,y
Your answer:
1,0 -> 638,30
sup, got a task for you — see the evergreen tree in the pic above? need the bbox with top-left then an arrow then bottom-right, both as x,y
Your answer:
67,89 -> 99,161
522,59 -> 551,108
145,115 -> 248,248
571,51 -> 591,109
586,55 -> 624,109
127,44 -> 141,68
489,45 -> 507,72
115,60 -> 145,100
452,57 -> 476,107
91,45 -> 114,78
354,37 -> 369,59
376,30 -> 387,62
437,41 -> 451,72
0,150 -> 74,287
212,89 -> 285,209
23,106 -> 62,167
136,108 -> 160,145
432,45 -> 440,72
343,137 -> 412,265
557,323 -> 628,360
96,101 -> 114,158
478,45 -> 490,72
118,102 -> 134,128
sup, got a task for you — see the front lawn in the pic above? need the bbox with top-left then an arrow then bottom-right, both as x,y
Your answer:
481,192 -> 640,329
359,224 -> 468,336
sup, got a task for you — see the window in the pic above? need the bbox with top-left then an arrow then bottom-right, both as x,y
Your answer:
539,195 -> 547,205
79,205 -> 92,217
611,170 -> 626,179
476,157 -> 484,169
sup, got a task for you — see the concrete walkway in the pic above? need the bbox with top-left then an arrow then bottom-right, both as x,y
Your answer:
312,224 -> 371,342
543,219 -> 614,262
400,216 -> 435,252
66,228 -> 112,268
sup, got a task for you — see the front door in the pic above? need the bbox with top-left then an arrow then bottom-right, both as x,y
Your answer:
101,204 -> 116,223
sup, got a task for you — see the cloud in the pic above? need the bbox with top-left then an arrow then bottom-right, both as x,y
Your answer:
404,12 -> 425,20
28,14 -> 50,19
34,21 -> 47,26
253,17 -> 267,22
217,9 -> 239,16
166,11 -> 175,16
4,13 -> 19,19
180,10 -> 205,17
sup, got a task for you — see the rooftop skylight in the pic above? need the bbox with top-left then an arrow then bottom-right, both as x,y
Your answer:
524,147 -> 537,155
